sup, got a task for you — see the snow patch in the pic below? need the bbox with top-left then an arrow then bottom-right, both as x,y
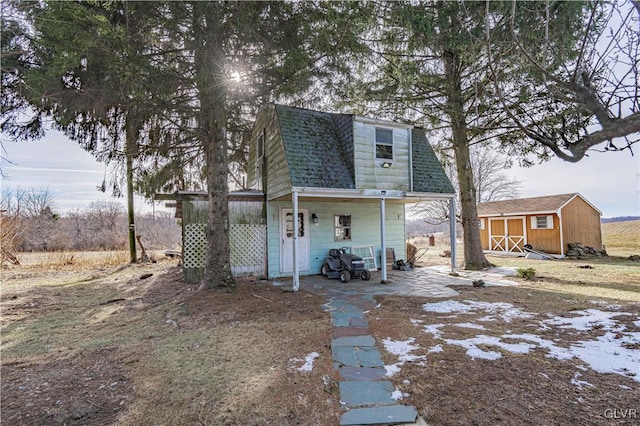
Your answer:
455,322 -> 486,330
391,386 -> 409,401
292,352 -> 319,372
428,344 -> 444,354
571,372 -> 594,388
444,335 -> 534,360
422,300 -> 533,322
382,338 -> 427,376
541,309 -> 630,332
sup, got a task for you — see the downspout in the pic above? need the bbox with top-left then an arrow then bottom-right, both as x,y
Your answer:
293,191 -> 299,291
380,194 -> 388,283
450,197 -> 457,273
558,208 -> 564,257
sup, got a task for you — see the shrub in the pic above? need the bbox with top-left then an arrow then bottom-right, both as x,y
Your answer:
517,267 -> 536,280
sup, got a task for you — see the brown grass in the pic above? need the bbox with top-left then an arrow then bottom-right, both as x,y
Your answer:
2,226 -> 638,426
1,261 -> 340,425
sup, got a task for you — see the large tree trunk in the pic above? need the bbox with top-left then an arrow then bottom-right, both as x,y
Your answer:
194,4 -> 235,290
444,51 -> 492,270
125,113 -> 137,264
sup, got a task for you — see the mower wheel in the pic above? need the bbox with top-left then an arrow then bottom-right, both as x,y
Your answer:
339,270 -> 351,283
321,263 -> 330,277
360,270 -> 371,281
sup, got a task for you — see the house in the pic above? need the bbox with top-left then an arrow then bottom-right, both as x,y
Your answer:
159,104 -> 457,286
477,193 -> 602,257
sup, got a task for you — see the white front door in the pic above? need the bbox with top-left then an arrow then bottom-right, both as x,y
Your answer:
280,208 -> 310,273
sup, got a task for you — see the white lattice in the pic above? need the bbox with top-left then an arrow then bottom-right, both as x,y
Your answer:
230,224 -> 267,275
183,223 -> 206,269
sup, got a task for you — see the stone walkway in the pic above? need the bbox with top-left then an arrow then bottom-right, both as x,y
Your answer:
275,266 -> 518,425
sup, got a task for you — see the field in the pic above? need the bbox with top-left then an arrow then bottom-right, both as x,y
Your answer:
1,221 -> 638,425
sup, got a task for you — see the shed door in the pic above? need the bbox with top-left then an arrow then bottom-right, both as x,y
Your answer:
280,208 -> 310,273
489,217 -> 526,253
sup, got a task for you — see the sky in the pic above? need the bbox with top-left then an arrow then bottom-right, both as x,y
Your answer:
1,129 -> 167,214
2,127 -> 638,218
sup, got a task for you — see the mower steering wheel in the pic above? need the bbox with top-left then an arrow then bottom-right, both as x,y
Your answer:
340,247 -> 349,254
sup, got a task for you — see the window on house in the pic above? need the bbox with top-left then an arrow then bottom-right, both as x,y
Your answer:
375,128 -> 393,160
479,219 -> 485,230
532,215 -> 552,229
334,215 -> 351,241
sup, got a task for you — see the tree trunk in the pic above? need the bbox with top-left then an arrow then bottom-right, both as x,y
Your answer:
194,4 -> 235,290
125,113 -> 137,264
444,51 -> 492,270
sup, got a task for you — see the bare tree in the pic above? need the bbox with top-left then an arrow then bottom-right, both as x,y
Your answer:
411,144 -> 522,223
487,0 -> 640,162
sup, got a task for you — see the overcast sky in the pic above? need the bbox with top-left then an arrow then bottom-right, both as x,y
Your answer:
2,128 -> 638,218
1,130 -> 165,214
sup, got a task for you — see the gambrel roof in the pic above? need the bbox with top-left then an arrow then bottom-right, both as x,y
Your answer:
274,105 -> 454,195
477,193 -> 601,216
411,128 -> 456,194
276,105 -> 355,189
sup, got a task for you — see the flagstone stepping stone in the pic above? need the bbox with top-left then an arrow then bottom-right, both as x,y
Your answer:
339,381 -> 396,407
332,335 -> 376,347
339,366 -> 387,382
339,405 -> 418,425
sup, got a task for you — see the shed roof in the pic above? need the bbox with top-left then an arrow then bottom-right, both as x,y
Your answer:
477,193 -> 600,216
276,105 -> 355,189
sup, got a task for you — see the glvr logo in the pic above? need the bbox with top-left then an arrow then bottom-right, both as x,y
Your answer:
604,408 -> 637,419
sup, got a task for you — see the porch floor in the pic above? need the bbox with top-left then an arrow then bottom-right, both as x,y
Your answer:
273,265 -> 519,299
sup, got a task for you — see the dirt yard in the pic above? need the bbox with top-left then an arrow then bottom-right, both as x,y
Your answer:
1,223 -> 638,426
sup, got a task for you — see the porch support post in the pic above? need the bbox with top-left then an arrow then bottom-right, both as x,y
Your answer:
292,191 -> 300,291
380,195 -> 388,283
449,197 -> 457,273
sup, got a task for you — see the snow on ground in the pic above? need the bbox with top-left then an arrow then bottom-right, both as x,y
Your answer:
541,309 -> 630,332
422,300 -> 534,322
383,300 -> 640,383
382,337 -> 427,377
290,352 -> 320,372
444,335 -> 535,360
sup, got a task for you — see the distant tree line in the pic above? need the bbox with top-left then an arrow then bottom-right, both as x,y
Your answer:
1,188 -> 180,255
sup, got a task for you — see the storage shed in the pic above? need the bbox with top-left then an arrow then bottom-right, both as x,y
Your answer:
477,193 -> 602,257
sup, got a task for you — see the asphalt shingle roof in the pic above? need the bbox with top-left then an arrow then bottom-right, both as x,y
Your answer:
276,105 -> 355,189
411,128 -> 455,194
274,105 -> 454,196
477,193 -> 580,216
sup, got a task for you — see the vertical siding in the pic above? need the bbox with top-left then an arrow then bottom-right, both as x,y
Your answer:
479,218 -> 489,250
267,200 -> 406,278
525,214 -> 562,254
561,197 -> 602,250
353,120 -> 410,191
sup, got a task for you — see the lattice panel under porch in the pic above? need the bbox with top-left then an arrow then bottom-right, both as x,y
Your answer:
183,223 -> 206,269
230,224 -> 267,276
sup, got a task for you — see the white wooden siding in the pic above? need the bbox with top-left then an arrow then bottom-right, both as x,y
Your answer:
353,120 -> 410,191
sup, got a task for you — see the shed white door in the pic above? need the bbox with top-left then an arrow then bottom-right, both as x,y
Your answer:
489,217 -> 526,253
280,208 -> 310,273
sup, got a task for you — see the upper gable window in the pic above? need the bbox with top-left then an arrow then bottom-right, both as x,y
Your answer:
375,128 -> 393,160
